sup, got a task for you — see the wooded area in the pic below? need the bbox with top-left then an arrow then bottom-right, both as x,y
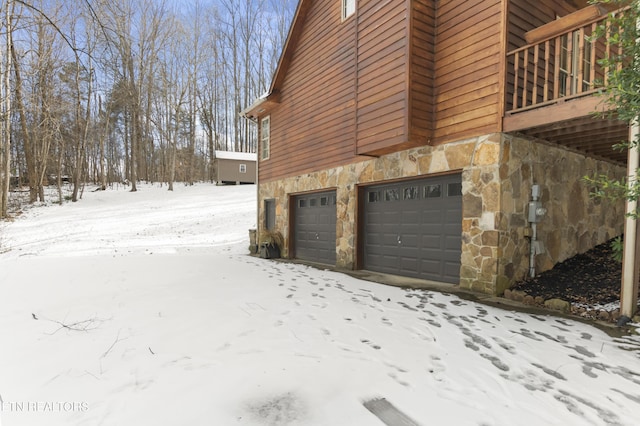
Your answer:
0,0 -> 294,217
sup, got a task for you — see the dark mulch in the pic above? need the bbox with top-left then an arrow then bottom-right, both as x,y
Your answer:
511,238 -> 626,310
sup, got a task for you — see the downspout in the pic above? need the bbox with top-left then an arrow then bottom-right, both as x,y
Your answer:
620,121 -> 640,318
619,9 -> 640,320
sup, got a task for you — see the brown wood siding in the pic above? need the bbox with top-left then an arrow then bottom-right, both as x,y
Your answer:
356,0 -> 409,155
260,0 -> 357,183
433,0 -> 503,144
508,0 -> 578,51
410,0 -> 436,142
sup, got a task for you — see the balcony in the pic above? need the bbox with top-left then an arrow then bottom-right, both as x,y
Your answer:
503,5 -> 628,164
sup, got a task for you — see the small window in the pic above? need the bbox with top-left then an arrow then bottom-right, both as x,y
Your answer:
385,188 -> 400,201
368,191 -> 380,203
404,186 -> 419,200
320,197 -> 328,206
342,0 -> 355,20
261,116 -> 270,160
425,184 -> 441,198
265,199 -> 276,230
310,198 -> 317,207
299,199 -> 307,208
447,182 -> 462,197
239,164 -> 247,173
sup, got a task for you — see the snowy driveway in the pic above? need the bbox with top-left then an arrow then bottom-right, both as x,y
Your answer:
0,184 -> 638,426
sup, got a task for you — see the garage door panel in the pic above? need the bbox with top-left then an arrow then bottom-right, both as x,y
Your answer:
421,235 -> 441,249
368,253 -> 398,270
420,259 -> 441,275
399,235 -> 419,247
443,261 -> 461,279
363,175 -> 462,283
444,235 -> 461,250
294,191 -> 336,265
401,210 -> 420,222
400,258 -> 419,272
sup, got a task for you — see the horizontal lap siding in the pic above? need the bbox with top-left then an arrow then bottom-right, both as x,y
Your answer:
356,0 -> 409,154
410,0 -> 435,141
433,0 -> 503,144
261,0 -> 357,182
508,0 -> 577,50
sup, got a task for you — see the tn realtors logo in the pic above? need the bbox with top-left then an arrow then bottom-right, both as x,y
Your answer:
0,394 -> 89,413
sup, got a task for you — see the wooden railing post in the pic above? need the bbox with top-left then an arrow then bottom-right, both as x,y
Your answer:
543,40 -> 550,102
513,51 -> 520,110
506,12 -> 614,114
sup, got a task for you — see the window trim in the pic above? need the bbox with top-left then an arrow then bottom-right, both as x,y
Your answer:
261,116 -> 270,160
239,163 -> 247,173
342,0 -> 355,21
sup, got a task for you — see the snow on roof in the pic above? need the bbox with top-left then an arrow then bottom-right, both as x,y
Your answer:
214,151 -> 257,162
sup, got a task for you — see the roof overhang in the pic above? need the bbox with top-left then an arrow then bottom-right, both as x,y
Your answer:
240,91 -> 281,120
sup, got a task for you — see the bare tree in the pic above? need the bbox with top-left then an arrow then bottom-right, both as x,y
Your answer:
0,0 -> 14,218
0,0 -> 295,215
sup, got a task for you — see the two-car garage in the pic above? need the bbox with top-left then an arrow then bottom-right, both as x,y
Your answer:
291,174 -> 462,284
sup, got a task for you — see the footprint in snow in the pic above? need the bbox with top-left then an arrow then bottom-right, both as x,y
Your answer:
511,328 -> 543,341
534,331 -> 567,343
397,301 -> 419,312
418,317 -> 441,328
570,345 -> 596,358
480,353 -> 510,372
388,372 -> 410,387
360,339 -> 381,350
556,390 -> 621,425
532,362 -> 566,380
491,336 -> 517,354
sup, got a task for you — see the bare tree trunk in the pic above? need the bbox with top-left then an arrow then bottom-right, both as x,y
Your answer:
11,43 -> 37,203
0,1 -> 13,218
71,60 -> 92,202
98,95 -> 107,190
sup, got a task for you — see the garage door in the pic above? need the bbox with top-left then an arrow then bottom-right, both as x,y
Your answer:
363,175 -> 462,283
293,191 -> 337,265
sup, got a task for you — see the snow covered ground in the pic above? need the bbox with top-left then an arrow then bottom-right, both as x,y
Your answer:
0,183 -> 638,426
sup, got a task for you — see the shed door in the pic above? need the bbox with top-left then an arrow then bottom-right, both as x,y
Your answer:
363,175 -> 462,283
293,191 -> 337,265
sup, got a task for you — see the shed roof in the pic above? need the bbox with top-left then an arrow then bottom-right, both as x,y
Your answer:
214,151 -> 257,162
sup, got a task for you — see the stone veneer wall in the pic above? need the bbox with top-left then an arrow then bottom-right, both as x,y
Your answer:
496,134 -> 626,294
257,133 -> 626,295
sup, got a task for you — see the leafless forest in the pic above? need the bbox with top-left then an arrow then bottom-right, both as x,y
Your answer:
0,0 -> 295,216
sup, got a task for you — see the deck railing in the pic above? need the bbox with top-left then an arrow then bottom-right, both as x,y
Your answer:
505,12 -> 622,115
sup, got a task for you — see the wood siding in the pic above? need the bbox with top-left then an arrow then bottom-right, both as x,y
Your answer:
433,0 -> 503,144
355,0 -> 409,155
410,0 -> 435,144
261,0 -> 357,183
254,0 -> 598,182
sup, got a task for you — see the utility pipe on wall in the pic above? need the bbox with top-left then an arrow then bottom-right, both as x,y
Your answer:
528,184 -> 546,278
529,222 -> 537,278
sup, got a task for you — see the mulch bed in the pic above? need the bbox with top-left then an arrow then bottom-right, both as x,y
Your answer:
508,238 -> 639,322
